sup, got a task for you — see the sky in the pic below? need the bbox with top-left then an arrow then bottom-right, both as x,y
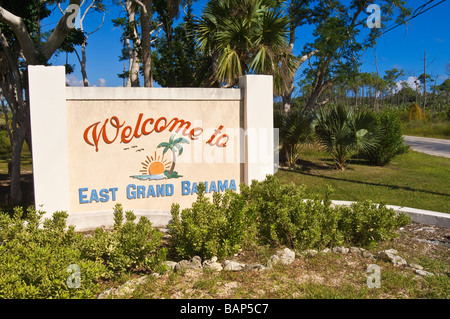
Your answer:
44,0 -> 450,93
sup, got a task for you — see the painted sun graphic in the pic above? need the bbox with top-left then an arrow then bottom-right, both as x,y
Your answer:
140,151 -> 172,176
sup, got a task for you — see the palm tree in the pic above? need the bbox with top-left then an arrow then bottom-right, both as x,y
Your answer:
276,108 -> 313,167
157,134 -> 190,176
313,104 -> 380,170
196,0 -> 298,95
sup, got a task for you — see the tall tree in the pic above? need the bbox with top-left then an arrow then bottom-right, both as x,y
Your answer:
280,0 -> 318,113
302,0 -> 411,110
59,0 -> 105,86
0,0 -> 82,204
153,2 -> 211,87
113,0 -> 141,87
196,0 -> 298,95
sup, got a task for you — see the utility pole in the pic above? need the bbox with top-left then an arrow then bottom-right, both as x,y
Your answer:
423,50 -> 427,112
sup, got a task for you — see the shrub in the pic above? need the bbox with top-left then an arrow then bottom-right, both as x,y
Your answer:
0,207 -> 106,298
168,175 -> 411,258
240,176 -> 343,250
168,184 -> 252,260
363,108 -> 409,166
313,104 -> 381,170
80,204 -> 167,276
338,201 -> 411,248
0,205 -> 167,298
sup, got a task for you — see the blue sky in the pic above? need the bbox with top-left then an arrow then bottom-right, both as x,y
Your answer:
45,0 -> 450,91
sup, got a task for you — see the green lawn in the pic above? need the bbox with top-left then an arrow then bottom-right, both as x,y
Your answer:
402,120 -> 450,140
275,144 -> 450,214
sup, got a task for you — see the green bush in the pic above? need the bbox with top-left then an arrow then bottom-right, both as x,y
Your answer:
338,201 -> 411,248
0,129 -> 10,153
168,176 -> 411,258
240,176 -> 343,250
0,204 -> 167,298
80,204 -> 167,276
168,184 -> 252,260
363,108 -> 409,166
0,207 -> 106,298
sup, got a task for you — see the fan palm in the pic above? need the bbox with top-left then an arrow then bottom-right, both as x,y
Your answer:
313,104 -> 381,170
157,134 -> 190,176
196,0 -> 298,95
276,108 -> 313,167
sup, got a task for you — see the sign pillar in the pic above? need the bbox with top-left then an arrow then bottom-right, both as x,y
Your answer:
239,75 -> 274,184
28,66 -> 70,215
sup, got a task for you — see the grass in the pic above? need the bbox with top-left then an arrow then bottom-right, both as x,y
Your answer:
115,221 -> 449,300
275,144 -> 450,214
402,120 -> 450,140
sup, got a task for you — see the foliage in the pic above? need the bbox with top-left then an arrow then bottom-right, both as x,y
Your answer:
275,107 -> 313,167
363,108 -> 409,166
168,183 -> 252,260
313,104 -> 381,170
196,0 -> 297,93
153,4 -> 212,87
0,207 -> 106,298
0,204 -> 166,298
168,175 -> 411,259
80,204 -> 167,276
338,201 -> 411,248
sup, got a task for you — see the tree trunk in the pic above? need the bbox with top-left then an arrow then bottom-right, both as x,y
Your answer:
125,0 -> 141,87
140,0 -> 153,87
10,127 -> 25,205
81,42 -> 89,86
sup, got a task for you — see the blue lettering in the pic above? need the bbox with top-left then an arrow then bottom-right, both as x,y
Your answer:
166,184 -> 174,196
109,188 -> 118,201
127,184 -> 136,199
137,185 -> 146,199
182,181 -> 190,195
230,179 -> 237,191
156,184 -> 165,197
218,180 -> 228,192
99,188 -> 110,202
147,185 -> 156,197
90,189 -> 99,203
79,188 -> 89,204
191,182 -> 198,195
209,181 -> 217,193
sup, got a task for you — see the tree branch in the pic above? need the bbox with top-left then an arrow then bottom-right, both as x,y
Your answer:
0,6 -> 38,64
41,0 -> 82,62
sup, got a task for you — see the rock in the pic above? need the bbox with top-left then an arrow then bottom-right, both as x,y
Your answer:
97,276 -> 150,299
278,248 -> 296,264
303,249 -> 318,257
377,249 -> 407,267
408,263 -> 424,271
414,269 -> 434,276
203,256 -> 223,272
361,250 -> 374,259
174,256 -> 203,272
349,247 -> 361,254
322,248 -> 331,253
244,264 -> 267,271
224,260 -> 246,271
165,261 -> 178,270
267,255 -> 280,268
332,246 -> 349,254
267,248 -> 295,267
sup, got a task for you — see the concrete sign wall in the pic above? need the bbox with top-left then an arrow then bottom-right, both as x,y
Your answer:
28,66 -> 275,230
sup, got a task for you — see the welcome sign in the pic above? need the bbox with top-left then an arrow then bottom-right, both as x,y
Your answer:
28,66 -> 274,230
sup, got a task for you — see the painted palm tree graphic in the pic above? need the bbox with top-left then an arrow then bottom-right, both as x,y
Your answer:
157,134 -> 190,177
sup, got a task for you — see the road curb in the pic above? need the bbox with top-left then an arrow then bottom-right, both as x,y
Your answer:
330,200 -> 450,229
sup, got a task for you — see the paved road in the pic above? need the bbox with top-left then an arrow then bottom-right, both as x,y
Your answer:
403,135 -> 450,158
